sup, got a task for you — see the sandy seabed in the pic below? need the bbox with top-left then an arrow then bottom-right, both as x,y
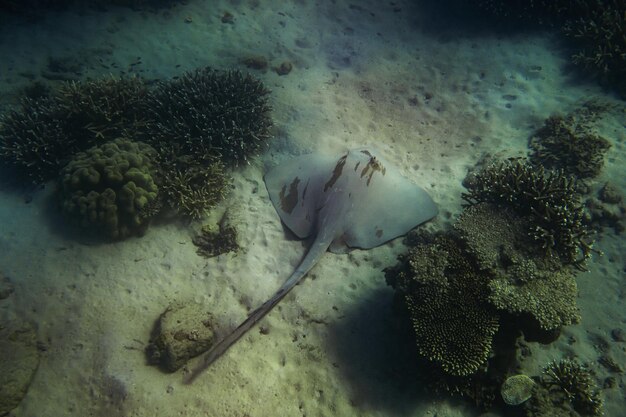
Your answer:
0,1 -> 624,416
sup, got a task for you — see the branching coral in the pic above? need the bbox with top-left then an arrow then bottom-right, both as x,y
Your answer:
0,96 -> 74,184
458,0 -> 626,95
462,158 -> 593,267
59,138 -> 159,239
56,76 -> 149,142
141,68 -> 272,166
0,76 -> 149,184
525,359 -> 604,417
455,203 -> 581,331
158,157 -> 229,219
385,233 -> 500,376
563,0 -> 626,95
529,111 -> 611,179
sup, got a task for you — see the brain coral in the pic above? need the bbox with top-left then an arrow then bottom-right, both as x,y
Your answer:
59,138 -> 160,239
386,233 -> 499,376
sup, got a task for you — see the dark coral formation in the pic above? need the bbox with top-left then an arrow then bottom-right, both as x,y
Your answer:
385,154 -> 596,406
158,157 -> 229,219
59,138 -> 159,239
141,68 -> 272,166
1,68 -> 272,238
385,233 -> 499,376
56,77 -> 150,143
193,221 -> 239,258
529,107 -> 611,179
525,359 -> 604,417
462,158 -> 593,267
455,203 -> 581,331
386,204 -> 583,382
562,1 -> 626,96
448,0 -> 626,95
0,76 -> 149,184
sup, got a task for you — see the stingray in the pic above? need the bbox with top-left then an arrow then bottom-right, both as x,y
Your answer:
186,148 -> 437,382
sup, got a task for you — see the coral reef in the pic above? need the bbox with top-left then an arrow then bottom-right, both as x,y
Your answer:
449,1 -> 626,95
141,68 -> 272,166
525,359 -> 604,416
56,76 -> 149,142
563,0 -> 626,96
1,68 -> 271,232
529,111 -> 611,179
158,156 -> 229,219
385,233 -> 500,377
0,76 -> 149,184
58,138 -> 159,239
455,203 -> 581,331
462,158 -> 593,267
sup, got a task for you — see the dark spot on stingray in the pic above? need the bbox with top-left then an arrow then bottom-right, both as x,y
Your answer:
324,154 -> 347,192
279,177 -> 300,213
375,228 -> 383,238
301,179 -> 309,203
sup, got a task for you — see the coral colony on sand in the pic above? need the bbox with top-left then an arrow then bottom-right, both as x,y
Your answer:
445,0 -> 626,97
0,68 -> 272,238
386,102 -> 614,413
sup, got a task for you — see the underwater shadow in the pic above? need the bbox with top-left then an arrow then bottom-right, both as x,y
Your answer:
39,187 -> 111,246
325,287 -> 430,415
403,0 -> 551,40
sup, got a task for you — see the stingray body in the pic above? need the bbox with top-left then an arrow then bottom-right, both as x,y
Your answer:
186,148 -> 437,382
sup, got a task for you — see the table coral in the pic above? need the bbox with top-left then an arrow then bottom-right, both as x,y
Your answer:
59,138 -> 159,239
385,233 -> 500,376
455,203 -> 581,331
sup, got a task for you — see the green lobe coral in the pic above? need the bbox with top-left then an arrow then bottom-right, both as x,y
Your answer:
59,138 -> 159,239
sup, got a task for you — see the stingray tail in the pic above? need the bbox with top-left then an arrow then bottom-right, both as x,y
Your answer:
184,237 -> 331,384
